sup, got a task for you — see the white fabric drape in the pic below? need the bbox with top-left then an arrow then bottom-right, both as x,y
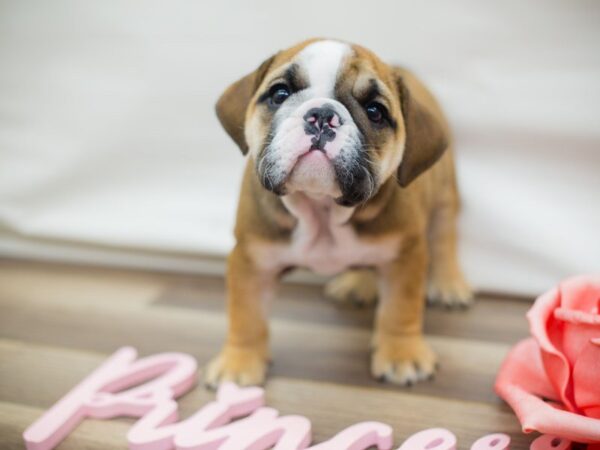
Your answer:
1,1 -> 599,295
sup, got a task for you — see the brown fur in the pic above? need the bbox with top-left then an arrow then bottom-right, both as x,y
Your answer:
206,39 -> 472,388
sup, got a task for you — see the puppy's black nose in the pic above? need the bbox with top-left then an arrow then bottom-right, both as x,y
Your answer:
303,105 -> 342,133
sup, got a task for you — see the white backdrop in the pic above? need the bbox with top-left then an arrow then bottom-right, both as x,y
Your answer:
1,0 -> 599,295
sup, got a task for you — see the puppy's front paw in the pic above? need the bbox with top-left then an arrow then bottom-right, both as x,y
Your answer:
204,345 -> 268,389
371,334 -> 437,386
324,270 -> 378,307
427,271 -> 473,308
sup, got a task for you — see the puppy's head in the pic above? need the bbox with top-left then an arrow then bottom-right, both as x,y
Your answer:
216,39 -> 447,206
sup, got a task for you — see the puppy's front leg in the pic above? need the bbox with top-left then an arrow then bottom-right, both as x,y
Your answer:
372,235 -> 437,386
205,244 -> 274,388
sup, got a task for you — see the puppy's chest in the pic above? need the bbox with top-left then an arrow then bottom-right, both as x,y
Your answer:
275,197 -> 398,276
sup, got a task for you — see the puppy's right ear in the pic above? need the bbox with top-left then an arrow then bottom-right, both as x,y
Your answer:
215,54 -> 277,154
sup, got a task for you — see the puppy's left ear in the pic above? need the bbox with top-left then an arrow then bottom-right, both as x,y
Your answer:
215,54 -> 277,154
394,69 -> 448,187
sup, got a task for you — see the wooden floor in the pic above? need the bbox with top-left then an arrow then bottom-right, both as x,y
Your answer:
0,258 -> 535,449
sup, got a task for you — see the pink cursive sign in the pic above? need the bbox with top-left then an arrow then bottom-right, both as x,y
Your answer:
23,347 -> 573,450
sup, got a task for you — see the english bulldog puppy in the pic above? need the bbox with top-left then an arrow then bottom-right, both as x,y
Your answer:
206,38 -> 472,388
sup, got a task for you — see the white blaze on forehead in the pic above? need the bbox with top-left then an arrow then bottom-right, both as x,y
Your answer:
296,40 -> 351,97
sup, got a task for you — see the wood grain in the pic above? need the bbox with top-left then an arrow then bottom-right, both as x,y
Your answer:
0,259 -> 535,449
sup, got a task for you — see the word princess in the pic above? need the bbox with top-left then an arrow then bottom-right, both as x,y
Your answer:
23,347 -> 571,450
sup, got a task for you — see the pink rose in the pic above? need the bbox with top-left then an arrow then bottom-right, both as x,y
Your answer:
495,275 -> 600,444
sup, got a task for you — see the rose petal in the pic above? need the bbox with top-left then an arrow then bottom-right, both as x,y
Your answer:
527,287 -> 576,411
561,320 -> 600,370
555,275 -> 600,368
573,339 -> 600,418
500,277 -> 600,443
555,308 -> 600,326
560,275 -> 600,313
508,386 -> 600,444
496,339 -> 600,443
495,338 -> 557,400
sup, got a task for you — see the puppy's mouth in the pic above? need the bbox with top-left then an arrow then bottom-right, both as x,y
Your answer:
295,146 -> 330,164
258,141 -> 376,207
286,147 -> 340,197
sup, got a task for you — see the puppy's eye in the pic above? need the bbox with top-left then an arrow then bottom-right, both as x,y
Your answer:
365,102 -> 386,124
269,84 -> 291,106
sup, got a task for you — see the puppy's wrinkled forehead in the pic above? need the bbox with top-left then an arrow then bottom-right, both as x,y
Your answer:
261,39 -> 397,105
294,40 -> 351,96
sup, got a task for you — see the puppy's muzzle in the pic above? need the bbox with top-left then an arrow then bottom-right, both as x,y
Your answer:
303,104 -> 342,151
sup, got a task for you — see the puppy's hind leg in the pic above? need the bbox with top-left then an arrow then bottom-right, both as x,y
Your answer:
324,269 -> 378,307
427,200 -> 473,308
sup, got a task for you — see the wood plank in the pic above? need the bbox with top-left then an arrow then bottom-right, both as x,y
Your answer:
154,274 -> 531,344
0,340 -> 532,449
0,257 -> 531,343
0,259 -> 169,308
0,288 -> 516,403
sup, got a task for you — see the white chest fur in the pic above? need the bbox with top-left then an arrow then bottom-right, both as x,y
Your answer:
254,194 -> 399,276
